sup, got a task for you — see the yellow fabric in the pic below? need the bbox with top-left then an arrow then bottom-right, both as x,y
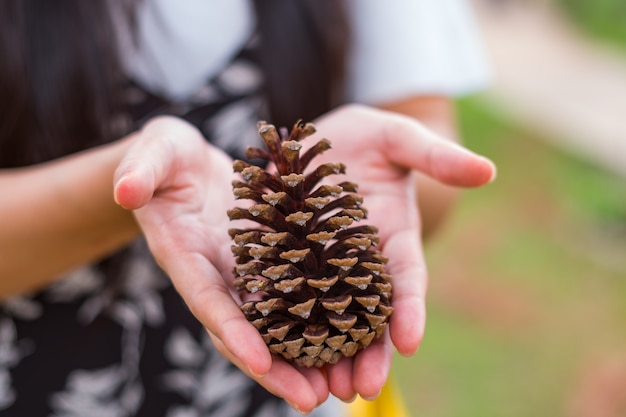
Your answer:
346,377 -> 411,417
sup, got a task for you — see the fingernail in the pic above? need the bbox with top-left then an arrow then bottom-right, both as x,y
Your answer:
287,402 -> 310,415
247,363 -> 263,378
116,172 -> 130,185
113,173 -> 129,206
483,157 -> 498,183
345,394 -> 358,403
362,389 -> 382,401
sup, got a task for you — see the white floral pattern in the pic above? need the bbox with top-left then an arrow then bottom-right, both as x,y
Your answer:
0,318 -> 32,410
48,365 -> 143,417
162,328 -> 253,417
0,240 -> 299,416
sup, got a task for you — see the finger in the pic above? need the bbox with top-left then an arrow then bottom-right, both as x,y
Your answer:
384,228 -> 428,356
327,357 -> 357,402
352,333 -> 393,399
382,113 -> 496,187
159,249 -> 274,377
209,331 -> 324,414
299,366 -> 331,405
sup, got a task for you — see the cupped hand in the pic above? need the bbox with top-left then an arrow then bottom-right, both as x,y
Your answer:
112,116 -> 327,412
300,104 -> 496,401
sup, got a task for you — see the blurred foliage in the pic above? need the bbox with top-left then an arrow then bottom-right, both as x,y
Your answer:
392,96 -> 626,417
460,96 -> 626,223
558,0 -> 626,51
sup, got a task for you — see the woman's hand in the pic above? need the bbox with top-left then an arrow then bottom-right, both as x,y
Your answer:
113,117 -> 328,412
300,104 -> 496,401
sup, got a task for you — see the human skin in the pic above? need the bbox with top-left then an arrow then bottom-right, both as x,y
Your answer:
0,100 -> 495,414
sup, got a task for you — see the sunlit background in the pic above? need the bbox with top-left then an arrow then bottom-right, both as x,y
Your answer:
393,0 -> 626,416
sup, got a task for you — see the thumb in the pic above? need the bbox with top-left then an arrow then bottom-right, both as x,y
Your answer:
383,113 -> 496,187
113,117 -> 187,210
113,136 -> 170,210
113,167 -> 159,210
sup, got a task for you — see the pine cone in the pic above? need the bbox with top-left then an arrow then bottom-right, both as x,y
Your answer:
227,120 -> 393,368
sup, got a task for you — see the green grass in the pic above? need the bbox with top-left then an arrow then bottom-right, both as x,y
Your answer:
393,96 -> 626,417
559,0 -> 626,52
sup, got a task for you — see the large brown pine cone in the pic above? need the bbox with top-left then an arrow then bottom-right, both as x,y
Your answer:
227,120 -> 393,368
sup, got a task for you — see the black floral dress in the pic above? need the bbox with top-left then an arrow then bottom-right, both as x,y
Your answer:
0,44 -> 338,417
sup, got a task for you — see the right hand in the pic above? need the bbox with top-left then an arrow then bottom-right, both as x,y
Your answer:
113,116 -> 329,413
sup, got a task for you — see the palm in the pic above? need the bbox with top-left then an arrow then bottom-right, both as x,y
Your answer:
134,145 -> 235,278
312,123 -> 419,245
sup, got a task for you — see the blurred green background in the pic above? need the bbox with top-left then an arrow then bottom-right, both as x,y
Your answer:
559,0 -> 626,48
392,1 -> 626,416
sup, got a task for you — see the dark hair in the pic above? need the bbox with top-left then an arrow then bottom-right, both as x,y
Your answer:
253,0 -> 349,129
0,0 -> 124,168
0,0 -> 349,168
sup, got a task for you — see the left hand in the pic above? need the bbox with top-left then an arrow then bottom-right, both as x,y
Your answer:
298,104 -> 496,401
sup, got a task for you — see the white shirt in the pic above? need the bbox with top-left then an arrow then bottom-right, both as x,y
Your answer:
117,0 -> 490,103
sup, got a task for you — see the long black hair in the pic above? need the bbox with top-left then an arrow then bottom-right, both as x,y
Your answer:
0,0 -> 349,168
0,0 -> 124,167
